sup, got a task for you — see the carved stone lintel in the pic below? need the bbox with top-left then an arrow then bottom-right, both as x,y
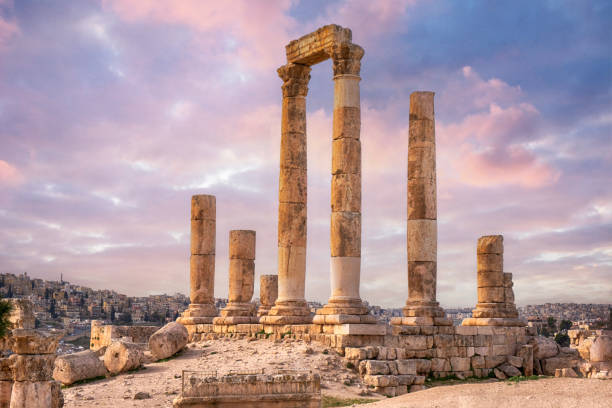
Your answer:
278,63 -> 312,98
331,43 -> 364,77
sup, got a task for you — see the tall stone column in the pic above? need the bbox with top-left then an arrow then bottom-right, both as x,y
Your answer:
178,195 -> 218,325
393,92 -> 451,327
313,44 -> 379,332
257,275 -> 278,317
261,63 -> 313,325
462,235 -> 524,326
215,230 -> 258,324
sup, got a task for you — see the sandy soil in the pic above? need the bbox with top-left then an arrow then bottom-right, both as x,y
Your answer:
362,377 -> 612,408
63,337 -> 379,407
62,338 -> 611,408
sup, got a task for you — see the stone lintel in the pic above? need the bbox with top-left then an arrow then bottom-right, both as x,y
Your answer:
286,24 -> 352,65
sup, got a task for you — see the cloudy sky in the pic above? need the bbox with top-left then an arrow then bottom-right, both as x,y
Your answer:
0,0 -> 610,308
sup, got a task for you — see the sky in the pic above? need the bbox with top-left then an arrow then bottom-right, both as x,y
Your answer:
0,0 -> 610,308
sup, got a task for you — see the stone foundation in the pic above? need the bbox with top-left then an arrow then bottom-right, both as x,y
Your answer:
89,321 -> 159,351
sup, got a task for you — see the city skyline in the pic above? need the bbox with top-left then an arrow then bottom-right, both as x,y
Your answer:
1,1 -> 611,308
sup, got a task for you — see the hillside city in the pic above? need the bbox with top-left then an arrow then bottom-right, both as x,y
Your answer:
1,272 -> 610,339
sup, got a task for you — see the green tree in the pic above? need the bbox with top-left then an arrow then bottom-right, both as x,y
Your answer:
547,316 -> 556,329
0,297 -> 12,338
554,332 -> 570,347
559,319 -> 572,332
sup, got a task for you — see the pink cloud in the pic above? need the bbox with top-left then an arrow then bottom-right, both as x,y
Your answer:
0,0 -> 18,49
102,0 -> 295,71
0,159 -> 23,186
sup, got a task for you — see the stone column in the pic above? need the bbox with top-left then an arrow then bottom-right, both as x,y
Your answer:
9,329 -> 64,408
257,275 -> 278,317
262,63 -> 312,325
462,235 -> 523,326
393,92 -> 451,327
314,44 -> 378,329
178,195 -> 217,325
215,230 -> 258,324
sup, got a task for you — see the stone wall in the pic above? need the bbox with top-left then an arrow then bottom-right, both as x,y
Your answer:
173,371 -> 320,408
90,321 -> 159,351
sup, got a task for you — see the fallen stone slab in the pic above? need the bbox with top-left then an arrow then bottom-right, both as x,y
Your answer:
104,340 -> 144,375
53,350 -> 108,385
149,322 -> 188,361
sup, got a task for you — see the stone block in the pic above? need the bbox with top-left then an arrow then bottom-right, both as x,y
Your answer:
507,355 -> 523,368
334,75 -> 360,108
189,255 -> 215,304
332,138 -> 361,175
11,354 -> 56,381
9,381 -> 63,408
149,322 -> 188,361
408,119 -> 435,149
477,235 -> 503,254
518,345 -> 534,376
278,203 -> 306,246
454,326 -> 477,336
228,259 -> 255,303
492,344 -> 510,356
431,358 -> 451,372
396,360 -> 417,375
406,220 -> 436,262
590,335 -> 612,362
280,131 -> 307,169
403,335 -> 429,351
345,347 -> 366,360
0,380 -> 11,408
471,355 -> 485,369
363,375 -> 398,387
333,106 -> 360,140
407,177 -> 436,220
414,359 -> 432,374
331,173 -> 361,212
330,212 -> 361,257
499,363 -> 521,377
279,167 -> 307,204
410,384 -> 425,393
474,346 -> 489,356
477,287 -> 505,303
531,336 -> 559,359
190,219 -> 215,255
281,96 -> 306,133
364,360 -> 389,375
477,253 -> 503,272
455,335 -> 474,347
397,375 -> 415,385
53,350 -> 108,386
410,92 -> 435,121
485,356 -> 506,369
407,262 -> 437,301
191,195 -> 215,221
413,375 -> 426,385
407,145 -> 435,180
333,324 -> 385,336
11,329 -> 62,355
477,270 -> 504,287
434,334 -> 454,348
450,357 -> 471,372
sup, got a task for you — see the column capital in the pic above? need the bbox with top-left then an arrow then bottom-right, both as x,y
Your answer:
331,43 -> 364,77
278,63 -> 311,98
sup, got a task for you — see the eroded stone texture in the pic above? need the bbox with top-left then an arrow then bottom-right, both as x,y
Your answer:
149,322 -> 189,361
257,275 -> 278,317
53,350 -> 107,386
103,341 -> 143,375
217,231 -> 257,324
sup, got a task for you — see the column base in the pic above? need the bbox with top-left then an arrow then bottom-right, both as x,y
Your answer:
259,299 -> 312,325
470,302 -> 519,319
176,303 -> 218,325
313,298 -> 376,325
257,305 -> 273,317
462,317 -> 526,327
391,300 -> 452,326
213,302 -> 257,324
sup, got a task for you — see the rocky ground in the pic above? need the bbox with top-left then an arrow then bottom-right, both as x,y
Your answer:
62,338 -> 611,408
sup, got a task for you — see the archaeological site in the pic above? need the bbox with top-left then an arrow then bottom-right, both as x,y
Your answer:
0,24 -> 609,408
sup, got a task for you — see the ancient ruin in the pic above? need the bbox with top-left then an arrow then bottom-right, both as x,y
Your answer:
177,195 -> 218,328
257,275 -> 278,317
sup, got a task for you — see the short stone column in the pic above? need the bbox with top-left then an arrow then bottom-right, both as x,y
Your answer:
392,92 -> 451,328
314,44 -> 380,334
257,275 -> 278,317
178,195 -> 218,326
9,329 -> 64,408
462,235 -> 524,326
215,230 -> 258,324
262,63 -> 313,325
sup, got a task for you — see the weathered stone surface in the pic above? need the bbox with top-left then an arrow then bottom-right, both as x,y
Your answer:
189,255 -> 215,304
259,275 -> 278,307
410,92 -> 435,121
278,63 -> 311,97
493,368 -> 506,380
541,356 -> 580,376
477,287 -> 505,303
408,262 -> 436,301
477,235 -> 503,254
0,381 -> 11,408
276,246 -> 306,301
278,202 -> 306,247
190,219 -> 215,256
450,357 -> 471,372
408,146 -> 435,180
53,350 -> 107,385
471,355 -> 485,369
10,354 -> 55,381
332,138 -> 361,175
507,355 -> 523,368
364,360 -> 389,375
8,299 -> 35,330
477,253 -> 503,272
228,259 -> 255,303
407,177 -> 436,220
333,107 -> 360,140
280,132 -> 307,169
191,195 -> 215,221
531,336 -> 559,359
499,363 -> 521,377
149,322 -> 188,361
396,360 -> 417,375
11,329 -> 62,355
485,356 -> 506,369
279,167 -> 307,204
229,230 -> 256,260
476,270 -> 504,288
518,345 -> 534,376
406,219 -> 436,262
330,212 -> 361,257
590,335 -> 612,362
331,173 -> 361,212
408,119 -> 435,149
9,381 -> 63,408
103,341 -> 144,375
281,95 -> 306,133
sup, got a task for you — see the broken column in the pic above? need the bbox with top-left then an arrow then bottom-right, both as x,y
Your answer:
261,63 -> 313,325
215,230 -> 258,324
257,275 -> 278,317
313,43 -> 380,333
462,235 -> 524,326
9,329 -> 64,408
177,195 -> 218,326
392,92 -> 451,328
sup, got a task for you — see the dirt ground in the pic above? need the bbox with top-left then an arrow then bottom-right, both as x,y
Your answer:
62,338 -> 611,408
